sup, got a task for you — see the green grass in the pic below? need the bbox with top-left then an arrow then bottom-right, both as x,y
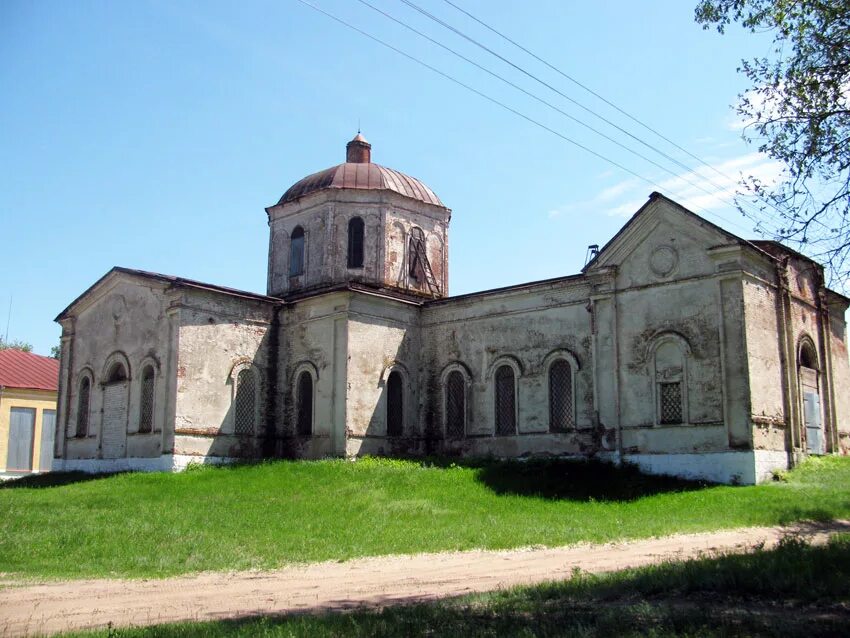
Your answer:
63,534 -> 850,637
1,455 -> 849,579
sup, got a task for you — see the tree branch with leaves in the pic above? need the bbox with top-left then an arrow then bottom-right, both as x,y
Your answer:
696,0 -> 850,288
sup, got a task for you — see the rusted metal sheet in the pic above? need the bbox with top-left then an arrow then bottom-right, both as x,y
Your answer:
278,162 -> 444,207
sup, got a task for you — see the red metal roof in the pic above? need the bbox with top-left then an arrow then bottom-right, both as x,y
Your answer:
0,349 -> 60,392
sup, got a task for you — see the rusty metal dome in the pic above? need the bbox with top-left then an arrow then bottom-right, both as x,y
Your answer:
276,135 -> 444,208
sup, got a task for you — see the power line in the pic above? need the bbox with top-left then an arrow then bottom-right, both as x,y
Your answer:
356,0 -> 770,229
293,0 -> 761,235
399,0 -> 784,233
436,0 -> 804,233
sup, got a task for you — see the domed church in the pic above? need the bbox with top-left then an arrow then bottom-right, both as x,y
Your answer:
53,135 -> 850,484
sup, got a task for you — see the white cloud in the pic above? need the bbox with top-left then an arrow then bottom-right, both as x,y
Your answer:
549,152 -> 786,232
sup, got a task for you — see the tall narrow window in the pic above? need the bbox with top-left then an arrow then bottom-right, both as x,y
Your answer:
347,217 -> 364,268
290,226 -> 305,277
445,370 -> 466,438
408,227 -> 426,281
296,371 -> 313,436
549,360 -> 574,432
76,376 -> 91,438
386,371 -> 404,437
494,365 -> 516,436
234,368 -> 257,434
653,338 -> 687,425
138,365 -> 155,433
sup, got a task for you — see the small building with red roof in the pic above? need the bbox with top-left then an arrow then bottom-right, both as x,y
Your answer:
0,348 -> 60,474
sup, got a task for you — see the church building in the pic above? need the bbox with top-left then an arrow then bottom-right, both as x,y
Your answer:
52,135 -> 850,484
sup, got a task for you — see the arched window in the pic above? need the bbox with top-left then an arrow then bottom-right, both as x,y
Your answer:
106,362 -> 127,384
290,226 -> 305,277
138,365 -> 155,433
494,365 -> 516,436
234,368 -> 257,434
409,227 -> 426,281
800,341 -> 818,370
549,359 -> 574,432
653,336 -> 688,425
445,370 -> 466,438
386,371 -> 404,437
296,370 -> 313,436
347,217 -> 364,268
76,376 -> 91,438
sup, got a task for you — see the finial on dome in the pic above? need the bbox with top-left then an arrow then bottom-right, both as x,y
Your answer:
346,132 -> 371,164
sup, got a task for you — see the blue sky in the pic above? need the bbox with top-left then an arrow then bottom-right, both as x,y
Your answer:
2,0 -> 795,356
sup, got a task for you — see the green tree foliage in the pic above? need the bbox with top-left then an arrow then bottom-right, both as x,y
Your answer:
696,0 -> 850,285
0,338 -> 33,353
50,345 -> 60,359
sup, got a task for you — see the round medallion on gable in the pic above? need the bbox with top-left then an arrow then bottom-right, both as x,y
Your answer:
649,245 -> 679,278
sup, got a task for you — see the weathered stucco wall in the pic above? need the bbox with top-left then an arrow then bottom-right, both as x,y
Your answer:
280,292 -> 349,457
267,190 -> 450,298
58,275 -> 173,462
172,290 -> 276,460
422,277 -> 599,458
345,294 -> 422,456
827,296 -> 850,451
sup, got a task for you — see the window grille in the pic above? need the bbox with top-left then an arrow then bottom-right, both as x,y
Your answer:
494,365 -> 516,436
386,371 -> 404,436
290,226 -> 305,277
548,360 -> 573,432
660,382 -> 682,424
138,366 -> 155,433
234,368 -> 257,434
76,377 -> 91,438
445,370 -> 465,438
296,371 -> 313,436
347,217 -> 364,268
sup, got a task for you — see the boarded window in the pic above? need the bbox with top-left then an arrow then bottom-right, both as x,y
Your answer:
494,365 -> 516,436
386,371 -> 403,437
76,377 -> 91,438
234,368 -> 257,434
549,360 -> 573,432
296,371 -> 313,436
445,370 -> 465,438
290,226 -> 305,277
347,217 -> 364,268
138,366 -> 155,433
660,382 -> 682,424
408,227 -> 426,281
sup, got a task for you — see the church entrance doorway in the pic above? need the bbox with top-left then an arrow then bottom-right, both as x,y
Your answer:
799,341 -> 824,455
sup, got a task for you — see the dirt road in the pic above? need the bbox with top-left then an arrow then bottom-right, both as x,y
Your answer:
2,520 -> 848,637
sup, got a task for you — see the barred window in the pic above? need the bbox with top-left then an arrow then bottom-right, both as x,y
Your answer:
548,360 -> 574,432
654,336 -> 688,426
386,371 -> 403,437
296,371 -> 313,436
290,226 -> 305,277
494,365 -> 516,436
234,368 -> 257,434
138,366 -> 155,433
347,217 -> 364,268
445,370 -> 465,438
76,376 -> 91,438
660,382 -> 682,424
